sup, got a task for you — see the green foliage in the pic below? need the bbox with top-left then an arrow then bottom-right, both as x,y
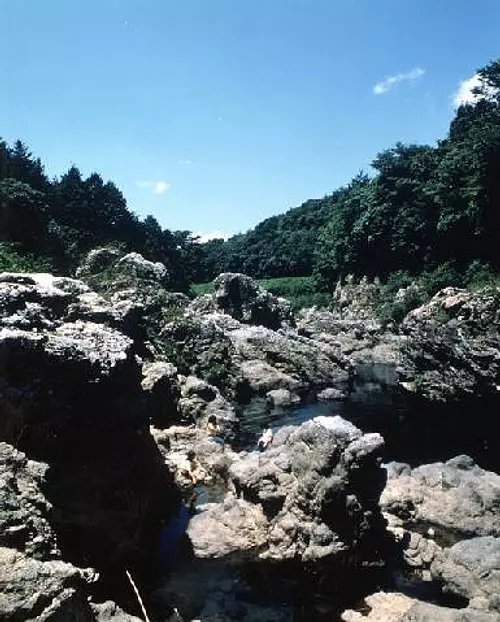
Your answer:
191,282 -> 214,296
192,276 -> 331,310
0,243 -> 54,273
258,276 -> 331,309
0,137 -> 202,289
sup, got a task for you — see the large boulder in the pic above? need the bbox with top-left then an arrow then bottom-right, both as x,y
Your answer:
0,272 -> 181,610
381,456 -> 500,538
191,273 -> 295,330
76,249 -> 189,345
341,591 -> 499,621
0,546 -> 96,622
188,416 -> 386,563
162,311 -> 350,401
432,537 -> 500,613
399,286 -> 500,400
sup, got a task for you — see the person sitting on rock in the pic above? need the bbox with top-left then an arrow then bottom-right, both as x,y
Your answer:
257,427 -> 273,452
184,450 -> 209,486
207,414 -> 225,450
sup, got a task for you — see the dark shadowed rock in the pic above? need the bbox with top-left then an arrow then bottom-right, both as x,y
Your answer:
0,271 -> 181,610
399,287 -> 500,401
191,273 -> 295,330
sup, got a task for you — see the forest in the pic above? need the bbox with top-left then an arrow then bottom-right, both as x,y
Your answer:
2,59 -> 499,295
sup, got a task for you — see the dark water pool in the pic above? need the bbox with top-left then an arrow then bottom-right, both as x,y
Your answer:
239,371 -> 500,473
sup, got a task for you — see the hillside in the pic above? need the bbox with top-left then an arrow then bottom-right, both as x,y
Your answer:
200,58 -> 500,289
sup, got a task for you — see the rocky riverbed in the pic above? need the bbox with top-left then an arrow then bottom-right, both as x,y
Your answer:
1,251 -> 500,621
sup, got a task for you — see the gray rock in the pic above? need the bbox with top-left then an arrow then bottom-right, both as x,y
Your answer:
0,443 -> 57,559
266,388 -> 300,408
0,546 -> 96,622
91,601 -> 143,622
317,387 -> 346,401
381,456 -> 500,537
432,537 -> 500,612
0,272 -> 181,593
399,286 -> 500,400
341,591 -> 500,621
188,416 -> 386,563
192,273 -> 295,330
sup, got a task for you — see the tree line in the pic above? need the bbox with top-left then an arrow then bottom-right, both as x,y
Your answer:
201,59 -> 500,289
0,142 -> 202,291
2,58 -> 499,292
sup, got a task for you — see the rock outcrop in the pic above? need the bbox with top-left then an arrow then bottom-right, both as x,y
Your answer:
77,248 -> 189,346
191,272 -> 295,330
163,309 -> 349,402
381,456 -> 500,538
188,416 -> 387,564
341,591 -> 499,621
399,286 -> 500,401
0,272 -> 181,618
432,537 -> 500,614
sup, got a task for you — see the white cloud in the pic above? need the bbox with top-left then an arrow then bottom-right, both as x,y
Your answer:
136,180 -> 170,194
195,231 -> 229,244
452,73 -> 496,108
373,67 -> 425,95
153,181 -> 169,194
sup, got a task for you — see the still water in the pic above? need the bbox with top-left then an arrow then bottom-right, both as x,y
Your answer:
239,364 -> 500,473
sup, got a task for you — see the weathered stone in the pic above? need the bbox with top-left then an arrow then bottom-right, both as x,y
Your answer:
432,537 -> 500,612
0,546 -> 96,622
399,286 -> 500,401
191,273 -> 295,330
188,416 -> 386,564
381,457 -> 500,538
341,591 -> 500,621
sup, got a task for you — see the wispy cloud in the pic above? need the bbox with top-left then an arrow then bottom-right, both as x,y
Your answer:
136,180 -> 170,195
195,231 -> 230,244
374,67 -> 425,95
178,159 -> 193,166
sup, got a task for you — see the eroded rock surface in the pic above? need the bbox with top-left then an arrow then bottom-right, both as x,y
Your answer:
432,537 -> 500,613
0,271 -> 181,619
399,286 -> 500,401
341,591 -> 500,622
188,416 -> 386,564
381,456 -> 500,538
191,272 -> 295,330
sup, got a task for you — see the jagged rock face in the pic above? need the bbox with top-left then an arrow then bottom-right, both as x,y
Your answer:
331,276 -> 383,321
77,249 -> 169,289
381,456 -> 500,538
341,591 -> 499,621
0,546 -> 96,622
0,443 -> 57,559
399,286 -> 500,401
191,273 -> 295,330
188,416 -> 386,564
76,249 -> 189,346
163,311 -> 350,401
432,537 -> 500,613
0,272 -> 180,588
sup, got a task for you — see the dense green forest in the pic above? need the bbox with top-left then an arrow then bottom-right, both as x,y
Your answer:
0,143 -> 203,291
2,59 -> 499,294
201,59 -> 500,288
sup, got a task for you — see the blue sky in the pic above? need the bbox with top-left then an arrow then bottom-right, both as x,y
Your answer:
1,1 -> 499,239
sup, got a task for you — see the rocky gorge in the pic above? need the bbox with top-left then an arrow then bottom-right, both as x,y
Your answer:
1,250 -> 500,621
